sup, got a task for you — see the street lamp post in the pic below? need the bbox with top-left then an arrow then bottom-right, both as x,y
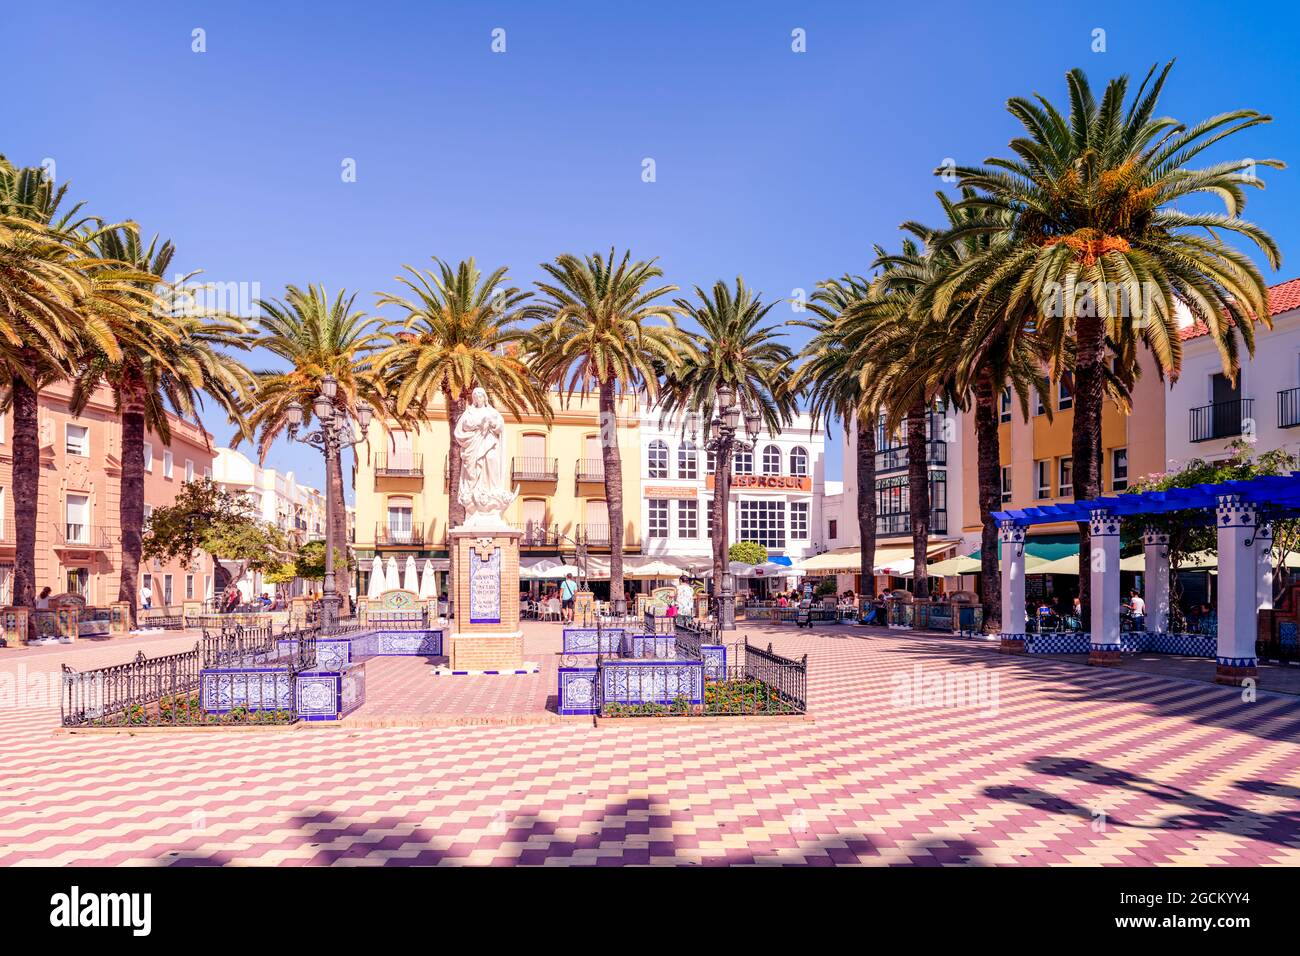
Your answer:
688,386 -> 761,630
285,374 -> 373,634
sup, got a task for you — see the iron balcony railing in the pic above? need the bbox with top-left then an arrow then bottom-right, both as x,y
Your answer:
512,456 -> 559,481
375,453 -> 423,477
54,523 -> 114,549
1279,387 -> 1300,429
580,523 -> 611,546
875,439 -> 948,474
1190,398 -> 1252,442
576,458 -> 605,481
876,509 -> 948,537
513,522 -> 561,547
375,523 -> 423,546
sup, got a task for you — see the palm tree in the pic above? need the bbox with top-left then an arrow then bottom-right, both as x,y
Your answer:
658,278 -> 798,594
790,275 -> 879,601
0,158 -> 122,609
843,240 -> 944,600
243,285 -> 387,609
72,225 -> 253,623
948,61 -> 1282,617
527,250 -> 688,608
866,197 -> 1051,625
375,257 -> 552,599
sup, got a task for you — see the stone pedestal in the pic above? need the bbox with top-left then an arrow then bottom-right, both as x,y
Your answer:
1,607 -> 29,646
110,601 -> 132,636
448,527 -> 522,671
290,596 -> 312,629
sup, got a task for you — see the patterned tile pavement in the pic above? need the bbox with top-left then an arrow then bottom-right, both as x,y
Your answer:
1,622 -> 1298,865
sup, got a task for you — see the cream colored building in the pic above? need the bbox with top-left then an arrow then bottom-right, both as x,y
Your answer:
352,392 -> 643,596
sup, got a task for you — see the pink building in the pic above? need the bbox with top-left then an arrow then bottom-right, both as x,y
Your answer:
0,380 -> 217,608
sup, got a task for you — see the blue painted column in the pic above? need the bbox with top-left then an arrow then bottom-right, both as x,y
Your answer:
1142,526 -> 1170,636
998,520 -> 1027,654
1088,509 -> 1123,666
1214,494 -> 1259,686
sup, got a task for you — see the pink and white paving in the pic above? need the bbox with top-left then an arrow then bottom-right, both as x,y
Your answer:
1,622 -> 1298,866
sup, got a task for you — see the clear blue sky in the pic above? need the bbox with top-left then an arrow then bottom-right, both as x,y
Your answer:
7,0 -> 1299,499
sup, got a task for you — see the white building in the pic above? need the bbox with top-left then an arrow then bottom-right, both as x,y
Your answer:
1165,277 -> 1300,471
821,403 -> 969,593
638,403 -> 827,587
211,447 -> 334,599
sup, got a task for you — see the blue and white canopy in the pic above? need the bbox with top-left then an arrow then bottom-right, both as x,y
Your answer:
993,473 -> 1300,527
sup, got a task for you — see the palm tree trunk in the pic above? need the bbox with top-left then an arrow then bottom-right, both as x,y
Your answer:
447,394 -> 467,532
1072,314 -> 1106,623
974,370 -> 1002,630
855,411 -> 877,600
907,400 -> 930,600
11,364 -> 40,613
119,386 -> 146,627
599,379 -> 625,611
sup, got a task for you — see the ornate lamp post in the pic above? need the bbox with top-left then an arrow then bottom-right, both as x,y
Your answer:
286,374 -> 373,634
688,385 -> 761,630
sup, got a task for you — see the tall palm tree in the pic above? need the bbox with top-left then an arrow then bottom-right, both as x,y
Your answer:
243,285 -> 387,609
375,257 -> 552,599
658,278 -> 798,593
0,158 -> 124,609
868,196 -> 1051,625
845,240 -> 943,599
527,250 -> 688,608
790,275 -> 879,601
72,225 -> 253,623
948,61 -> 1282,617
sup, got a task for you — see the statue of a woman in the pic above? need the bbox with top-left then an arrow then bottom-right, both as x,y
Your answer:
454,386 -> 516,527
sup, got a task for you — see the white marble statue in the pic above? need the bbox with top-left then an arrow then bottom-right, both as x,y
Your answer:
454,386 -> 517,528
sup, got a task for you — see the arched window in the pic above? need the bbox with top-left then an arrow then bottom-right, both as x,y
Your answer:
647,439 -> 668,478
762,444 -> 781,475
790,446 -> 808,477
678,440 -> 698,479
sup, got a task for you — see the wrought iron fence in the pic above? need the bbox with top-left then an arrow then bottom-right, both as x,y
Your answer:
62,645 -> 202,727
597,627 -> 808,717
61,624 -> 320,727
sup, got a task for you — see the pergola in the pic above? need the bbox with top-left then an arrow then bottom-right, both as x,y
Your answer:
992,473 -> 1300,685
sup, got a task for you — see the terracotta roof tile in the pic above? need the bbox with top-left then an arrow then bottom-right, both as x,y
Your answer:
1178,277 -> 1300,341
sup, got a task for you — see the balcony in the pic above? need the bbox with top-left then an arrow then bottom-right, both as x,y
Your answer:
875,440 -> 948,475
513,522 -> 561,547
576,458 -> 604,482
876,509 -> 948,538
374,523 -> 424,547
1190,398 -> 1252,442
579,523 -> 611,546
375,453 -> 423,478
54,523 -> 114,551
1280,388 -> 1300,429
512,456 -> 559,482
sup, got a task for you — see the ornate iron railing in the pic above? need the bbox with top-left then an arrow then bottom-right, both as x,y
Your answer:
1190,398 -> 1252,442
740,639 -> 807,714
374,453 -> 423,477
1279,388 -> 1300,430
62,645 -> 202,727
512,456 -> 559,481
